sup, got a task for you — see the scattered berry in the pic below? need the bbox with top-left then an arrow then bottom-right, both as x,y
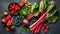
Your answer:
44,24 -> 47,27
23,19 -> 29,25
44,29 -> 47,33
5,27 -> 9,32
3,11 -> 8,15
11,26 -> 15,30
2,18 -> 6,23
42,26 -> 45,30
46,25 -> 49,29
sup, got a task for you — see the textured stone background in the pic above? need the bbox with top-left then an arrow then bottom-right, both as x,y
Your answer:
0,0 -> 60,34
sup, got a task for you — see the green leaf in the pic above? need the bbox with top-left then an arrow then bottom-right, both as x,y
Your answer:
31,2 -> 38,13
22,27 -> 27,32
47,16 -> 58,23
33,11 -> 40,17
47,9 -> 57,18
39,0 -> 44,12
47,1 -> 55,12
19,5 -> 30,18
27,28 -> 30,32
44,0 -> 47,10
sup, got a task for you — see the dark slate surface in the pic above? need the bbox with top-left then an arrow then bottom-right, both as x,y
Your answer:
0,0 -> 60,34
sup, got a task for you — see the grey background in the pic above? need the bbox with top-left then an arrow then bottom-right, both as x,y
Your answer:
0,0 -> 60,34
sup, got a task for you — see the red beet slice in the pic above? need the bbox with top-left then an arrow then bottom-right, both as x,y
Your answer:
5,15 -> 11,21
7,17 -> 14,26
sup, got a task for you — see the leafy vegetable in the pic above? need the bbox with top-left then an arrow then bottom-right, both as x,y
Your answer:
19,5 -> 30,18
47,16 -> 58,23
44,0 -> 47,10
22,27 -> 27,32
47,9 -> 57,18
33,11 -> 40,17
47,1 -> 55,12
31,2 -> 38,13
22,27 -> 30,32
39,0 -> 44,12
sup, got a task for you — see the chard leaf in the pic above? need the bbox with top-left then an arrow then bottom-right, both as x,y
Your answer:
31,2 -> 38,13
47,16 -> 58,23
44,0 -> 47,10
47,1 -> 55,12
33,11 -> 40,17
39,0 -> 44,12
47,9 -> 57,18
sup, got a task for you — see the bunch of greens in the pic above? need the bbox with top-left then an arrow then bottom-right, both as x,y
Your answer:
39,0 -> 58,23
18,5 -> 30,18
22,27 -> 30,32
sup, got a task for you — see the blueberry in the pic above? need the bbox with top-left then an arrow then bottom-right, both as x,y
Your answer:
14,16 -> 23,26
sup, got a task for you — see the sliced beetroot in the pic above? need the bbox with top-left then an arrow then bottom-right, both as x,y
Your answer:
7,17 -> 14,26
5,15 -> 11,21
19,2 -> 25,7
7,19 -> 11,25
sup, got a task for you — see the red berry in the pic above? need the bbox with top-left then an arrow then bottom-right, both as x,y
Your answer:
46,25 -> 49,29
19,2 -> 25,7
15,5 -> 18,7
44,24 -> 47,27
9,8 -> 12,10
15,7 -> 19,10
11,5 -> 15,9
11,10 -> 15,14
10,5 -> 13,8
42,26 -> 45,30
12,3 -> 16,6
44,29 -> 47,33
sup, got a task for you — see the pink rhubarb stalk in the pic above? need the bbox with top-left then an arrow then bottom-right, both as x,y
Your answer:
30,11 -> 48,29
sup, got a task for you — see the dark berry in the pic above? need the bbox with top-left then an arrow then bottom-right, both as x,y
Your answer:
14,16 -> 23,26
29,17 -> 38,26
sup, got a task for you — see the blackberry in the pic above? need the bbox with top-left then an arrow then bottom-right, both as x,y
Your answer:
14,16 -> 23,26
29,17 -> 38,26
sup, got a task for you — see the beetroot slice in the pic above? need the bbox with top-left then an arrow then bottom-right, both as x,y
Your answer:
7,17 -> 14,26
5,15 -> 11,21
